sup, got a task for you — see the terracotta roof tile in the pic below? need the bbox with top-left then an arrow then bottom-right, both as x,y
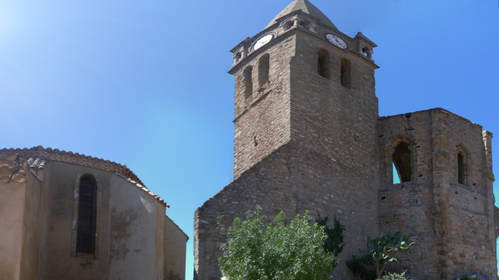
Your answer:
0,146 -> 169,207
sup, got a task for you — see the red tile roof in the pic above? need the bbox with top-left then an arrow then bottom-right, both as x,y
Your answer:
0,146 -> 169,207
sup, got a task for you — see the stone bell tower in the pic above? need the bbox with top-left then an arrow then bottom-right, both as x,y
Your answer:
194,0 -> 382,279
230,0 -> 380,181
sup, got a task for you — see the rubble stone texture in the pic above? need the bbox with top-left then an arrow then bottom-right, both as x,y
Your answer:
194,1 -> 496,279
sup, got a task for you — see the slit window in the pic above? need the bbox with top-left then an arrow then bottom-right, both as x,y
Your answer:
243,66 -> 253,97
258,54 -> 270,87
317,49 -> 330,79
458,152 -> 466,185
76,176 -> 97,254
392,142 -> 412,183
340,58 -> 351,88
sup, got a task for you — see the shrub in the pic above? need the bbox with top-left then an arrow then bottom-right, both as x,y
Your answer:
217,207 -> 338,280
347,232 -> 414,279
367,232 -> 414,278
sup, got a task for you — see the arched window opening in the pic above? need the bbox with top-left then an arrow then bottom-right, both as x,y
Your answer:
458,152 -> 466,185
392,142 -> 412,183
243,66 -> 253,97
317,49 -> 330,79
340,58 -> 351,88
258,54 -> 270,87
76,175 -> 97,254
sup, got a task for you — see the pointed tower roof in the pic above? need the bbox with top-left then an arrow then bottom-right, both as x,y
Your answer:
265,0 -> 337,30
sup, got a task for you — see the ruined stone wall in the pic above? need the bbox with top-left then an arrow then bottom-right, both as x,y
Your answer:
378,109 -> 495,279
378,110 -> 438,278
444,113 -> 495,278
233,35 -> 294,179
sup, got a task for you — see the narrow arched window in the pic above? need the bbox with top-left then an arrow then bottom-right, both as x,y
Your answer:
258,54 -> 270,87
457,151 -> 467,185
76,175 -> 97,254
340,58 -> 351,88
317,49 -> 330,78
392,142 -> 412,183
243,66 -> 253,97
458,153 -> 464,184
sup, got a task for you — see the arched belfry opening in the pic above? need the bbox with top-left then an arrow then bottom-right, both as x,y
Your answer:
258,54 -> 270,87
317,49 -> 330,79
340,58 -> 351,88
392,141 -> 412,183
243,66 -> 253,97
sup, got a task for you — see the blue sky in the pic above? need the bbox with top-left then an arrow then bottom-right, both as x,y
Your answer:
1,0 -> 498,278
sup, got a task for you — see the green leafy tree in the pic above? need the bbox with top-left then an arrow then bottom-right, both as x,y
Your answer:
218,207 -> 338,280
315,213 -> 345,257
366,232 -> 414,279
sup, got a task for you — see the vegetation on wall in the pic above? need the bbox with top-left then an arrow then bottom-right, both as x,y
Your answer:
315,213 -> 345,257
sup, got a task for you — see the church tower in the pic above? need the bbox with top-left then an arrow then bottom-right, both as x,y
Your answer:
195,1 -> 381,279
230,0 -> 379,180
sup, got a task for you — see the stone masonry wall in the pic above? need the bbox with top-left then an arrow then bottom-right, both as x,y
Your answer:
445,112 -> 495,278
194,142 -> 382,280
287,31 -> 381,278
379,110 -> 439,278
232,35 -> 294,179
289,32 -> 378,163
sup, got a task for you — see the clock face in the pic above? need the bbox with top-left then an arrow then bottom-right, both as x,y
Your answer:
254,34 -> 273,51
325,34 -> 347,49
